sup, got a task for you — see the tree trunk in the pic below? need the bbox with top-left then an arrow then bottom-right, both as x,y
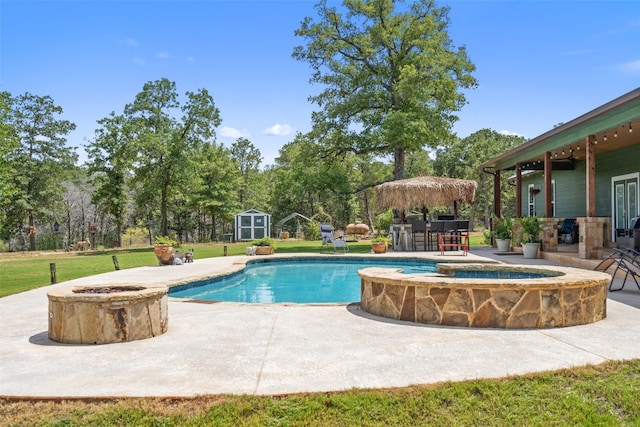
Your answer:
116,224 -> 122,247
160,180 -> 169,236
210,214 -> 217,241
28,213 -> 36,251
363,190 -> 375,234
393,148 -> 406,180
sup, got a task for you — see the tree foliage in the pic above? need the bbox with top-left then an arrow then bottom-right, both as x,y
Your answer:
230,137 -> 265,210
293,0 -> 477,180
193,143 -> 242,240
433,129 -> 525,227
1,92 -> 77,249
123,78 -> 222,236
85,113 -> 134,247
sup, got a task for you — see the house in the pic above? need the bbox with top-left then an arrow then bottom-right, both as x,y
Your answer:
482,87 -> 640,259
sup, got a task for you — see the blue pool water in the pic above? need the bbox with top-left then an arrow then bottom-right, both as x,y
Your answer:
169,258 -> 438,303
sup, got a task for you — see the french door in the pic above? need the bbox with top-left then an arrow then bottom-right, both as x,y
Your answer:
612,173 -> 639,237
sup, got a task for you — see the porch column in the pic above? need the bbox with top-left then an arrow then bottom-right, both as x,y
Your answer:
578,135 -> 604,260
578,217 -> 606,259
494,170 -> 501,218
585,135 -> 596,216
515,164 -> 522,218
541,217 -> 558,252
544,152 -> 553,217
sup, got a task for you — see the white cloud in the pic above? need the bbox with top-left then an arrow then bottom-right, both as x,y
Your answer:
132,57 -> 145,66
156,52 -> 169,59
499,130 -> 523,137
219,126 -> 250,139
617,60 -> 640,75
186,56 -> 195,62
263,123 -> 294,136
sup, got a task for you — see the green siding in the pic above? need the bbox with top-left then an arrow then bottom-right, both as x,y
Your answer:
520,144 -> 640,217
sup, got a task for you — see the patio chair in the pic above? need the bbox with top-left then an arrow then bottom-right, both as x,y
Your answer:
411,221 -> 427,251
427,221 -> 445,251
320,223 -> 348,253
558,218 -> 577,244
594,248 -> 640,291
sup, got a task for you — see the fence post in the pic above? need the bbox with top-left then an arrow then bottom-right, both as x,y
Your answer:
112,255 -> 120,271
224,245 -> 228,256
50,263 -> 57,284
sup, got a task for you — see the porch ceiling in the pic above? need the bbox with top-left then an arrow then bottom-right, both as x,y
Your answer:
482,88 -> 640,171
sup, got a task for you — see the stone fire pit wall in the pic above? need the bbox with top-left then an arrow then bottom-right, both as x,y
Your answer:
48,285 -> 168,344
358,263 -> 610,329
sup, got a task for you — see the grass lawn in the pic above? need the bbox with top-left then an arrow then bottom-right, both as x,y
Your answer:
2,233 -> 638,425
1,360 -> 638,426
0,234 -> 488,297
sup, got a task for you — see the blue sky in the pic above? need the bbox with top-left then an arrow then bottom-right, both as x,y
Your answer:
2,0 -> 639,166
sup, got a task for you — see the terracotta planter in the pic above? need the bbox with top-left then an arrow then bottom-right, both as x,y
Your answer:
281,231 -> 290,239
255,246 -> 274,255
372,243 -> 387,253
154,244 -> 175,265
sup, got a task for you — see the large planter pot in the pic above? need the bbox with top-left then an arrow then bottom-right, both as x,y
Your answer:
372,242 -> 387,253
496,239 -> 511,252
255,246 -> 274,255
154,244 -> 175,265
522,242 -> 540,259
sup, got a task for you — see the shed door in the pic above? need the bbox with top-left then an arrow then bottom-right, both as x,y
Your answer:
613,174 -> 638,232
253,216 -> 266,239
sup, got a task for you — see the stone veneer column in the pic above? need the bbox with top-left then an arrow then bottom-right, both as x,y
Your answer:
540,217 -> 558,252
577,217 -> 606,259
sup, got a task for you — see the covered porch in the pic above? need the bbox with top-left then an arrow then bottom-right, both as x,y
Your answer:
482,88 -> 640,260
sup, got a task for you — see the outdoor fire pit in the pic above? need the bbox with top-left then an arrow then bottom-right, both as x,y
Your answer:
47,284 -> 168,344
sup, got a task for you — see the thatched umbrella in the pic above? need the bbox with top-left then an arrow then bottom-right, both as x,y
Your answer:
375,176 -> 477,215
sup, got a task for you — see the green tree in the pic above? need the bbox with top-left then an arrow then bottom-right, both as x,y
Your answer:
85,113 -> 134,247
0,92 -> 19,235
230,137 -> 266,210
124,78 -> 221,237
193,143 -> 241,241
270,132 -> 376,229
293,0 -> 477,180
2,92 -> 77,250
433,129 -> 525,227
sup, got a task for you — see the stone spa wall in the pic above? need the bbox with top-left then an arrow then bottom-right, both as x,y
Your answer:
359,263 -> 611,329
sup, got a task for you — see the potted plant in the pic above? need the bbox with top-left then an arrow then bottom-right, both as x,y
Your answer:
516,216 -> 541,259
252,237 -> 276,255
154,235 -> 177,265
371,235 -> 391,253
494,217 -> 512,252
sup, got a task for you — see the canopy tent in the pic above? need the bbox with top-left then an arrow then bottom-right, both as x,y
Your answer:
375,176 -> 477,213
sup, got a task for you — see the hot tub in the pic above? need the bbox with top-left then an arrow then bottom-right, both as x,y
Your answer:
358,263 -> 610,328
48,284 -> 168,344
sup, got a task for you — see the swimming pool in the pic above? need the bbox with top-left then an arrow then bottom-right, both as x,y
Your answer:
169,258 -> 439,303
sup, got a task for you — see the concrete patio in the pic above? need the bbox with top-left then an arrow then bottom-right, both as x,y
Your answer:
0,249 -> 638,397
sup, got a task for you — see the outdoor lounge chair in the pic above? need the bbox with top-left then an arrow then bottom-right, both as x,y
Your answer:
594,247 -> 640,291
320,223 -> 348,253
558,218 -> 577,244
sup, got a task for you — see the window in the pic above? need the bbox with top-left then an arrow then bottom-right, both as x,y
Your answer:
528,184 -> 536,216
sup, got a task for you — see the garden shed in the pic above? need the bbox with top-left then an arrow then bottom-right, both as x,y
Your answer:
234,209 -> 271,241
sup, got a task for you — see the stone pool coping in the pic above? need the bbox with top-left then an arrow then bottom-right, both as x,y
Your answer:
359,263 -> 612,328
